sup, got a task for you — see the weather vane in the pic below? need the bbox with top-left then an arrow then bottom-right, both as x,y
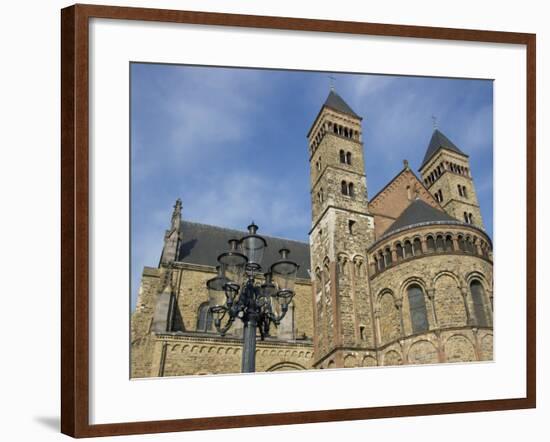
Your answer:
431,115 -> 438,130
329,75 -> 336,91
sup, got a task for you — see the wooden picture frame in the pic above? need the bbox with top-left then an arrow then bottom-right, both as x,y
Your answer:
61,3 -> 536,437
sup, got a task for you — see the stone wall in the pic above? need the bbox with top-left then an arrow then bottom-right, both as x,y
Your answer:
141,334 -> 314,378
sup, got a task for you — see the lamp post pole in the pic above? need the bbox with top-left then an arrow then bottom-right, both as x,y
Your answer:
206,223 -> 299,373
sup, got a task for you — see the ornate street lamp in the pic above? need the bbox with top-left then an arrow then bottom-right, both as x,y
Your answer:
206,222 -> 299,373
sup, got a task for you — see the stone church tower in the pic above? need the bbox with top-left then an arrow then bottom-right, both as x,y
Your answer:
419,129 -> 484,229
307,90 -> 376,368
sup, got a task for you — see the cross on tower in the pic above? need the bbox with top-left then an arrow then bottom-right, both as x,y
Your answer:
328,75 -> 336,91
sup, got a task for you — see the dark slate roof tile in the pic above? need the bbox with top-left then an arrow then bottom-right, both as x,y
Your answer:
323,90 -> 360,118
384,199 -> 457,236
420,129 -> 467,169
178,221 -> 311,279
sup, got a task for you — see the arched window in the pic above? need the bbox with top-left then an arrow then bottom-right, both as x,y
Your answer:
465,236 -> 474,253
413,238 -> 422,256
341,180 -> 348,195
462,186 -> 468,197
346,151 -> 352,165
197,303 -> 213,332
384,248 -> 392,266
438,189 -> 444,202
445,235 -> 454,251
458,235 -> 466,251
464,212 -> 469,223
470,280 -> 488,327
339,149 -> 345,163
404,240 -> 413,258
333,124 -> 338,134
348,182 -> 354,197
396,243 -> 404,260
468,213 -> 474,224
407,284 -> 429,333
348,219 -> 355,235
458,184 -> 463,196
436,235 -> 444,252
378,251 -> 386,271
426,235 -> 436,252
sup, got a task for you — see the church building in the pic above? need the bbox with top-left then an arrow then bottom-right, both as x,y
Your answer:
131,89 -> 493,377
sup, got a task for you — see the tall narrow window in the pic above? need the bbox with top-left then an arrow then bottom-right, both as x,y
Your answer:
348,182 -> 354,197
458,184 -> 463,196
396,243 -> 404,260
384,248 -> 392,266
436,235 -> 444,252
426,235 -> 436,252
348,220 -> 356,235
462,186 -> 468,197
346,151 -> 352,165
408,284 -> 429,333
445,235 -> 454,251
404,240 -> 413,258
378,252 -> 386,270
438,189 -> 444,202
341,180 -> 348,195
470,280 -> 488,326
458,235 -> 466,251
468,213 -> 474,224
339,150 -> 345,163
413,238 -> 422,255
197,303 -> 213,332
464,212 -> 469,223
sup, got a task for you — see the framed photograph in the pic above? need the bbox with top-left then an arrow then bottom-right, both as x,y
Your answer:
61,3 -> 536,437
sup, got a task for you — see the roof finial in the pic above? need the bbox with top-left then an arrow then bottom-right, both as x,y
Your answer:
431,115 -> 438,130
171,198 -> 182,229
328,75 -> 336,91
403,159 -> 409,170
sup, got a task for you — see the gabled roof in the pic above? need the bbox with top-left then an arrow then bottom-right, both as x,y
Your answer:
420,129 -> 468,169
323,90 -> 360,119
383,199 -> 457,236
177,221 -> 311,279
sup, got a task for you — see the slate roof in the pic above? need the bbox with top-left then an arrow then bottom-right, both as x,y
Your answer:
384,199 -> 458,236
420,129 -> 468,169
323,90 -> 361,119
177,221 -> 311,279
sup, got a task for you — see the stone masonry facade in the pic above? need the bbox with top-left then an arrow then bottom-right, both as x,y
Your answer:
131,90 -> 493,377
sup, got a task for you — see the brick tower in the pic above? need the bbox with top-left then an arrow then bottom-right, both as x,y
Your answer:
307,89 -> 376,368
419,129 -> 484,229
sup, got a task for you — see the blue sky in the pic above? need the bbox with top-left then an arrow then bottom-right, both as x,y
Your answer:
130,63 -> 493,309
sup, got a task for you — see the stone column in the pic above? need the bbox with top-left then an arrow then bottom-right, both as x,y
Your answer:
420,237 -> 428,254
486,289 -> 494,326
426,289 -> 438,328
395,298 -> 405,337
369,259 -> 377,277
452,236 -> 459,252
391,247 -> 398,263
472,327 -> 482,361
461,287 -> 474,326
374,307 -> 382,345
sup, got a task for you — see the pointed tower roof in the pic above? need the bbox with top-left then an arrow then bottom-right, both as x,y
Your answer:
384,199 -> 457,236
323,90 -> 361,119
307,90 -> 362,137
420,129 -> 468,169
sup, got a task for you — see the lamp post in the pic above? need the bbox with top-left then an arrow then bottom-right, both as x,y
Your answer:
206,222 -> 299,373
